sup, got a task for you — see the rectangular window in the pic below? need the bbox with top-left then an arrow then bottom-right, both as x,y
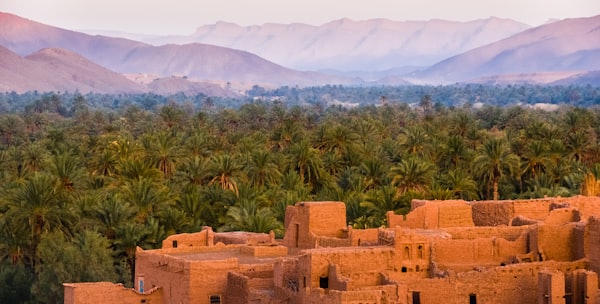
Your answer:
470,294 -> 477,304
209,295 -> 221,304
319,276 -> 329,289
172,240 -> 178,248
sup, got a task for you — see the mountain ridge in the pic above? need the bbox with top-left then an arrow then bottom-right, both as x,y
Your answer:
143,17 -> 531,71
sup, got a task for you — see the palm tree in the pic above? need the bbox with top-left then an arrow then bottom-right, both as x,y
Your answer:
441,169 -> 479,200
93,195 -> 136,239
142,132 -> 185,179
440,135 -> 469,169
5,173 -> 76,265
88,148 -> 118,178
472,138 -> 520,200
120,177 -> 172,223
208,154 -> 243,194
399,125 -> 429,157
0,216 -> 30,264
521,140 -> 550,179
48,150 -> 85,191
358,157 -> 389,190
389,157 -> 434,195
244,149 -> 282,189
362,185 -> 408,227
176,156 -> 210,186
287,140 -> 323,186
222,199 -> 282,234
317,124 -> 360,156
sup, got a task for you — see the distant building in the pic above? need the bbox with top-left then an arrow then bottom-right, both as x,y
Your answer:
64,197 -> 600,304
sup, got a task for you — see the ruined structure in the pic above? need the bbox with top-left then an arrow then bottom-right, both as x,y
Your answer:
64,197 -> 600,304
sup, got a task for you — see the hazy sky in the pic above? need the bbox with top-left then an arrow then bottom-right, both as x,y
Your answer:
2,0 -> 600,35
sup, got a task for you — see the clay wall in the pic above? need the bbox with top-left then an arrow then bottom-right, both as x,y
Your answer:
273,258 -> 302,303
299,247 -> 396,292
315,235 -> 351,248
63,282 -> 163,304
403,261 -> 588,304
283,201 -> 347,249
392,227 -> 449,277
387,200 -> 474,229
304,287 -> 398,304
568,270 -> 598,304
538,270 -> 566,304
240,244 -> 288,257
135,248 -> 190,303
162,228 -> 212,248
214,231 -> 272,245
512,199 -> 553,220
187,258 -> 240,304
350,228 -> 379,246
471,201 -> 513,226
442,225 -> 530,241
544,207 -> 581,225
306,202 -> 347,237
225,271 -> 275,303
537,223 -> 584,262
433,234 -> 528,268
586,217 -> 600,275
571,196 -> 600,219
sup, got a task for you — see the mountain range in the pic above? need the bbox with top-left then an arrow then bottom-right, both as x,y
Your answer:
415,15 -> 600,84
142,17 -> 531,72
0,12 -> 599,94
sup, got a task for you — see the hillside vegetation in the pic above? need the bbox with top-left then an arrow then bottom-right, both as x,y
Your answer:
1,86 -> 600,302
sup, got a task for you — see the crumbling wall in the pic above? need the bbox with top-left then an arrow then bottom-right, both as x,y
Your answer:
442,226 -> 530,241
544,207 -> 581,225
63,282 -> 163,304
387,200 -> 474,229
586,217 -> 600,274
537,223 -> 584,262
471,201 -> 513,226
301,247 -> 396,291
226,270 -> 275,304
433,234 -> 528,268
404,261 -> 588,304
513,199 -> 553,220
538,270 -> 566,304
214,231 -> 272,245
571,196 -> 600,219
316,235 -> 351,248
240,244 -> 288,257
350,228 -> 380,246
283,201 -> 347,249
162,227 -> 213,248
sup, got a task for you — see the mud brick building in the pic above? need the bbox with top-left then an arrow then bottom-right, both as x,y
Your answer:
64,197 -> 600,304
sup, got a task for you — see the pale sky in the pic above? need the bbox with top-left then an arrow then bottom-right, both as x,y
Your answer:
1,0 -> 600,35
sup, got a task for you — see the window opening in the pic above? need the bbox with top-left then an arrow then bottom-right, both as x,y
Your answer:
470,294 -> 477,304
319,276 -> 329,289
209,295 -> 221,304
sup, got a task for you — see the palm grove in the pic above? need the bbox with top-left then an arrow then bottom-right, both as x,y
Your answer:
1,88 -> 600,303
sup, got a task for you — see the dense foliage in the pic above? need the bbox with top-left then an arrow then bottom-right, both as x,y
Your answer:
1,85 -> 600,302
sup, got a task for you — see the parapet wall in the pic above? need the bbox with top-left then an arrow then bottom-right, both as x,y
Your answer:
442,225 -> 530,241
64,282 -> 163,304
387,200 -> 474,229
404,260 -> 589,304
391,196 -> 600,231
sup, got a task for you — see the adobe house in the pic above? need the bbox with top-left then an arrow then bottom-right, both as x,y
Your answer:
65,196 -> 600,304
